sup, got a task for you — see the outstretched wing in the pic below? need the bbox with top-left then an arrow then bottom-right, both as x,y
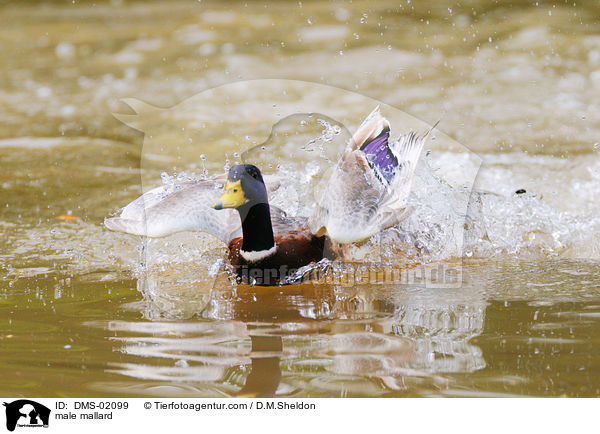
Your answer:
308,107 -> 429,243
105,181 -> 241,242
105,174 -> 287,243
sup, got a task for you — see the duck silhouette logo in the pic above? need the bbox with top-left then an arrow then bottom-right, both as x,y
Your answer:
3,400 -> 50,431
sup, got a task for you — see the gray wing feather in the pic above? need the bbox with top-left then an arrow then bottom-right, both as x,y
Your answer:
308,107 -> 429,243
105,177 -> 291,243
105,181 -> 240,242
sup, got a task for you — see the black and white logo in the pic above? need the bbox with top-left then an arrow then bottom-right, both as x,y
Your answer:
3,400 -> 50,432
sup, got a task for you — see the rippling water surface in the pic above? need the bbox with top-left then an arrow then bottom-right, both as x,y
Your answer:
1,0 -> 600,397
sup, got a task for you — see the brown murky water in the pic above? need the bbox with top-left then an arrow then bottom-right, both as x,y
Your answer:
1,0 -> 600,397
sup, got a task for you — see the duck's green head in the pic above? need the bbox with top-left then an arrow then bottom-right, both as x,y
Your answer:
211,164 -> 268,210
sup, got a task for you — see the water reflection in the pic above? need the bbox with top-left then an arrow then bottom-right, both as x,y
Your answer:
97,268 -> 487,397
239,335 -> 282,397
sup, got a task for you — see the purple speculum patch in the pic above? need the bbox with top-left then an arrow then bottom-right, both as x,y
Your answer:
359,127 -> 397,185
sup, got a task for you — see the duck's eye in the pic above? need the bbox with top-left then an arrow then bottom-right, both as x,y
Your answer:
233,189 -> 238,193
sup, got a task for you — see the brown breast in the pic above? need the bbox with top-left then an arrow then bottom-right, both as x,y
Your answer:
227,231 -> 329,285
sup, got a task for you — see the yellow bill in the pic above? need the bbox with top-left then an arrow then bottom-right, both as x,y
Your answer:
211,180 -> 246,209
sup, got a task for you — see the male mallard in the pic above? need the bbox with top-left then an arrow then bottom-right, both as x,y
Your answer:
211,164 -> 328,285
105,107 -> 430,285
